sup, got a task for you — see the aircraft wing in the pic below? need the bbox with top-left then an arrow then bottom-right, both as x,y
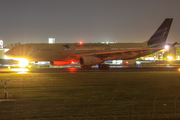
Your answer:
73,47 -> 163,58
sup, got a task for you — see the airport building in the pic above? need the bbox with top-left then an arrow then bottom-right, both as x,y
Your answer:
49,38 -> 55,43
0,40 -> 3,48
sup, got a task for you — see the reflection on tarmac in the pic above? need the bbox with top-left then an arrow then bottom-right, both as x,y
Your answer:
0,66 -> 180,73
0,68 -> 28,73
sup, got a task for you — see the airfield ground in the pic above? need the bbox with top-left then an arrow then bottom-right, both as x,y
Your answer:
1,70 -> 180,119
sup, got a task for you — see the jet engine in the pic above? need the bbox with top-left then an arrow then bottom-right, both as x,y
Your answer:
79,56 -> 102,66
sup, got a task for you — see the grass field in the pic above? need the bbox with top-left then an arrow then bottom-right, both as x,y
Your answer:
1,71 -> 180,119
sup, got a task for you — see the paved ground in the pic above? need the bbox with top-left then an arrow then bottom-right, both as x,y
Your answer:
0,66 -> 180,73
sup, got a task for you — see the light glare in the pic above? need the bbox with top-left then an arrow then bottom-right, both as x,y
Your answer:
164,45 -> 169,49
167,56 -> 173,61
79,41 -> 83,45
18,58 -> 29,67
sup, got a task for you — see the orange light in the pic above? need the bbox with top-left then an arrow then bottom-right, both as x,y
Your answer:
68,68 -> 77,73
178,68 -> 180,72
79,41 -> 83,45
71,61 -> 74,64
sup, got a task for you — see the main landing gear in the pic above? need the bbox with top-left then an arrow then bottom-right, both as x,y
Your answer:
98,64 -> 110,70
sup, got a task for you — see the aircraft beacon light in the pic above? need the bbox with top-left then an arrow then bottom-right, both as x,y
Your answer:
79,41 -> 83,45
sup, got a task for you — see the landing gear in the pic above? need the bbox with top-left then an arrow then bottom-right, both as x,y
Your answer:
81,65 -> 92,69
98,64 -> 110,70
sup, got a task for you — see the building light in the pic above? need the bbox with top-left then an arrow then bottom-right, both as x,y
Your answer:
167,56 -> 173,61
164,45 -> 169,50
49,38 -> 55,43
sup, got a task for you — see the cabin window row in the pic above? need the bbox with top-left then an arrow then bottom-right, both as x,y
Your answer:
62,48 -> 105,50
111,48 -> 142,50
32,49 -> 52,51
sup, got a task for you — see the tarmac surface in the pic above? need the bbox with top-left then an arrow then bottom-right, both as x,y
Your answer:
0,66 -> 180,73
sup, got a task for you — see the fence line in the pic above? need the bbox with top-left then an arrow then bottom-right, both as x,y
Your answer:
1,96 -> 180,119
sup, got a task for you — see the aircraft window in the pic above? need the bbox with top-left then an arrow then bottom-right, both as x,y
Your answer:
41,49 -> 52,50
32,49 -> 40,51
110,48 -> 118,50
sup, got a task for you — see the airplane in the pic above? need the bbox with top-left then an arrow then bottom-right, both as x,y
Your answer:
4,18 -> 174,69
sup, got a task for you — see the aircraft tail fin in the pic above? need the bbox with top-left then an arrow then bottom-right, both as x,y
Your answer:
147,18 -> 173,47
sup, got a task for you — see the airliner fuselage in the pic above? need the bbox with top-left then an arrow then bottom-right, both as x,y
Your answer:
4,18 -> 173,69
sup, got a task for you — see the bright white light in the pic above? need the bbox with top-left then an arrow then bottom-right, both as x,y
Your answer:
27,65 -> 31,68
16,58 -> 29,67
145,57 -> 154,60
167,56 -> 173,61
49,38 -> 55,43
12,68 -> 28,74
12,68 -> 28,72
4,49 -> 10,59
164,45 -> 169,49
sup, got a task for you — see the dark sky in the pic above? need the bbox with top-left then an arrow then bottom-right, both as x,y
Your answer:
0,0 -> 180,45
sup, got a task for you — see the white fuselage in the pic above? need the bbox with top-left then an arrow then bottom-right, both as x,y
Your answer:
5,42 -> 157,63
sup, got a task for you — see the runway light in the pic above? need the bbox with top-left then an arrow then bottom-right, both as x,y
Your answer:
178,68 -> 180,72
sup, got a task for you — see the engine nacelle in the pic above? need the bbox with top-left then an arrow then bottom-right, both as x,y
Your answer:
79,56 -> 102,66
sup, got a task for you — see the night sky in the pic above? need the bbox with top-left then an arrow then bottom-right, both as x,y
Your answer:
0,0 -> 180,45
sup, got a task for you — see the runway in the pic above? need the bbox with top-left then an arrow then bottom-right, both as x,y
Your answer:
0,66 -> 180,73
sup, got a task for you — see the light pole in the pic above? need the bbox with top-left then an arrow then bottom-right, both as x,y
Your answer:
1,78 -> 10,99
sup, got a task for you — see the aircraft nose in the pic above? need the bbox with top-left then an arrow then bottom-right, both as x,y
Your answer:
4,50 -> 15,58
